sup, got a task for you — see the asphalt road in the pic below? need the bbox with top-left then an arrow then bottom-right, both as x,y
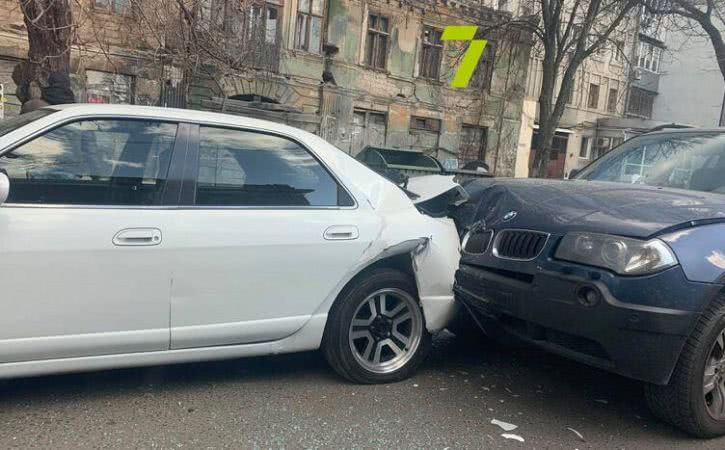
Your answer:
1,333 -> 725,449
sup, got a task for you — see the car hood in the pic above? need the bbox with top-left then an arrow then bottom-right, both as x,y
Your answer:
406,175 -> 460,203
455,178 -> 725,238
406,175 -> 469,218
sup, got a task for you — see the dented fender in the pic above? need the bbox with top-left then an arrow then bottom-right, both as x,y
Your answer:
410,215 -> 461,332
360,215 -> 461,333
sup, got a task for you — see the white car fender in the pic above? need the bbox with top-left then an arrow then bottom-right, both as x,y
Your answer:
321,182 -> 462,334
410,215 -> 462,332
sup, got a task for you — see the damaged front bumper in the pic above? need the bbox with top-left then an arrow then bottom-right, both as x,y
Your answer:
454,260 -> 716,385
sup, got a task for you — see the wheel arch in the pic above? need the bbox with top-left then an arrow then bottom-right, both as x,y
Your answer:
323,251 -> 419,333
658,285 -> 725,386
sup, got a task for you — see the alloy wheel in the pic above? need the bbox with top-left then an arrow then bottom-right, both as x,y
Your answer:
704,328 -> 725,421
348,288 -> 423,374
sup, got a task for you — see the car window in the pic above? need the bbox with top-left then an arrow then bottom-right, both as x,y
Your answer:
377,149 -> 440,168
575,133 -> 725,194
195,126 -> 353,207
0,119 -> 177,205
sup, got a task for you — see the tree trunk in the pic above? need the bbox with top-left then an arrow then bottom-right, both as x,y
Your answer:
15,0 -> 73,102
531,45 -> 557,178
698,19 -> 725,84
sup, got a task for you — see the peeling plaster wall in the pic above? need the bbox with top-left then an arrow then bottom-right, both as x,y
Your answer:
188,0 -> 531,175
0,0 -> 532,176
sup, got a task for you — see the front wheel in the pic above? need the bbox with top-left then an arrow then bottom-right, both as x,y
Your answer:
323,269 -> 431,384
645,294 -> 725,438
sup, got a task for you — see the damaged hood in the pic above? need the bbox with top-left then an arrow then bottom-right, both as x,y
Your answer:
405,175 -> 469,218
456,178 -> 725,238
406,175 -> 460,203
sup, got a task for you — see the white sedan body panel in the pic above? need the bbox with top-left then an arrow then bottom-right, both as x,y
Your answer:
0,208 -> 172,362
167,208 -> 376,349
0,105 -> 460,379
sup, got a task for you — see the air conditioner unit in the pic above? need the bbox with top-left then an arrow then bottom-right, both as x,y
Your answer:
597,137 -> 611,149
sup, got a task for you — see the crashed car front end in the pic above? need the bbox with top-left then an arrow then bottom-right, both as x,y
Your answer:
452,178 -> 725,385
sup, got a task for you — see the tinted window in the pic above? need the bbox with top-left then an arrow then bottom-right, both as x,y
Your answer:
0,119 -> 177,205
377,149 -> 440,168
576,132 -> 725,194
195,127 -> 353,207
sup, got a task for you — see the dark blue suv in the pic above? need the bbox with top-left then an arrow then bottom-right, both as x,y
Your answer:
453,129 -> 725,437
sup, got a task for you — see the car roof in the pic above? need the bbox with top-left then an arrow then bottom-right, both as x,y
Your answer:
642,127 -> 725,137
46,103 -> 314,138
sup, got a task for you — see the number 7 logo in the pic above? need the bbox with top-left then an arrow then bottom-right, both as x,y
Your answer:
441,26 -> 488,89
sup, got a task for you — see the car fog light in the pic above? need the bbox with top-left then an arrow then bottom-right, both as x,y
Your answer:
576,286 -> 601,307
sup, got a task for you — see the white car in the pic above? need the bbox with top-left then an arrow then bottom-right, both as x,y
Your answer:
0,104 -> 462,383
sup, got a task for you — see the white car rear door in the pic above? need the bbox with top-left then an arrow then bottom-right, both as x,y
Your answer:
167,125 -> 373,349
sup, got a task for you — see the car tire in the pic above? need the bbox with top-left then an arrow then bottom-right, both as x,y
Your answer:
322,268 -> 431,384
645,293 -> 725,438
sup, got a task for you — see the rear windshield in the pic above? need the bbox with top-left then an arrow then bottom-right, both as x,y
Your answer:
0,109 -> 56,138
377,149 -> 440,168
575,132 -> 725,194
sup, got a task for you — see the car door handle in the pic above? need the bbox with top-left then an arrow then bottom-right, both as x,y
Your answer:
113,228 -> 162,246
324,225 -> 359,241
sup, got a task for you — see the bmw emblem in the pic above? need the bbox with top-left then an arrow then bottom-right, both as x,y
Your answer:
502,211 -> 518,221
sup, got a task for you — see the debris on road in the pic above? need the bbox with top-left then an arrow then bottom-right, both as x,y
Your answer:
567,427 -> 585,441
491,419 -> 518,431
501,433 -> 525,442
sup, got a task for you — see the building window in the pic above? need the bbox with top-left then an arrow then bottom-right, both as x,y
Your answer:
364,14 -> 389,69
409,115 -> 442,153
295,0 -> 324,54
420,26 -> 443,80
638,41 -> 662,73
410,116 -> 441,133
579,137 -> 591,159
628,87 -> 656,118
249,2 -> 280,45
588,83 -> 600,109
85,70 -> 134,104
566,79 -> 576,105
471,41 -> 496,90
607,88 -> 618,113
94,0 -> 131,15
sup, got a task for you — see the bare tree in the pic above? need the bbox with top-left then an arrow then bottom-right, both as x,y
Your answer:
509,0 -> 639,177
642,0 -> 725,82
14,0 -> 74,107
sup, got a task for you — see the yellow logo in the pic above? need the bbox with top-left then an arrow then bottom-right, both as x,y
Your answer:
442,26 -> 489,88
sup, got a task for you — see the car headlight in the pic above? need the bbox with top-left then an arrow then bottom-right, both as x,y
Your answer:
555,232 -> 678,275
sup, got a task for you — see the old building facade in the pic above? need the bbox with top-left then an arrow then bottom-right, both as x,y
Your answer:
511,2 -> 639,178
516,41 -> 637,178
0,0 -> 532,176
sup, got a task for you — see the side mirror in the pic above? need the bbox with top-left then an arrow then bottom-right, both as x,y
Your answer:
0,170 -> 9,205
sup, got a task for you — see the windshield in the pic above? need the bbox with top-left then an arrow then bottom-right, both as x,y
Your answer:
575,132 -> 725,194
0,109 -> 56,138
